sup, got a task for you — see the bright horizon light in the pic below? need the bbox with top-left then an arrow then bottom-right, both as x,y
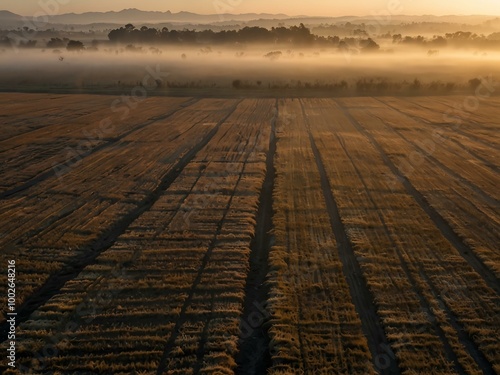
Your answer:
2,0 -> 500,17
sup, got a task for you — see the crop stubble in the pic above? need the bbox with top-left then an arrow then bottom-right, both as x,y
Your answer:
0,93 -> 498,374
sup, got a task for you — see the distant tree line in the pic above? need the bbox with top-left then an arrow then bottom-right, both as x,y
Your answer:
45,37 -> 85,51
392,31 -> 500,48
163,76 -> 481,95
108,23 -> 316,45
0,35 -> 86,51
0,23 -> 380,52
105,23 -> 382,52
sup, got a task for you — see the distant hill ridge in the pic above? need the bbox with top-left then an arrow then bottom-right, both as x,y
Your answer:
0,8 -> 498,27
1,8 -> 290,25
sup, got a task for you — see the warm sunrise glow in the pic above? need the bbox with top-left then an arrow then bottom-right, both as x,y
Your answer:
3,0 -> 500,16
2,0 -> 499,372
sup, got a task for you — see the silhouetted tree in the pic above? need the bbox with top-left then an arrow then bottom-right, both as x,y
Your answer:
18,40 -> 37,48
430,36 -> 447,47
360,38 -> 380,52
392,34 -> 402,43
67,40 -> 84,51
232,80 -> 242,89
468,78 -> 482,90
47,38 -> 67,48
108,23 -> 321,46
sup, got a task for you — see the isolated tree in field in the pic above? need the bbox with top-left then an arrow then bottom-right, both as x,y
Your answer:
264,51 -> 282,60
232,79 -> 242,89
468,78 -> 482,90
67,40 -> 85,51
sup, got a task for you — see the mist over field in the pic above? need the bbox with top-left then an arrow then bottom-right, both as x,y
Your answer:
1,9 -> 500,94
1,4 -> 500,375
0,46 -> 499,94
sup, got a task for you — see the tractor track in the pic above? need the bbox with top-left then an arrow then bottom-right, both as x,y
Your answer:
336,101 -> 500,297
300,99 -> 401,375
0,98 -> 200,199
0,99 -> 242,343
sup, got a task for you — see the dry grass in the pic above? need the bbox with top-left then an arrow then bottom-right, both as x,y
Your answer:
1,94 -> 497,374
5,97 -> 275,374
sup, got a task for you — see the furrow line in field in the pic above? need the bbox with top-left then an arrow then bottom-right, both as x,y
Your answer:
370,111 -> 498,208
156,105 -> 259,374
0,97 -> 200,199
0,99 -> 241,344
374,97 -> 499,152
0,95 -> 111,143
446,137 -> 499,174
416,265 -> 495,374
336,101 -> 500,296
125,124 -> 235,266
393,96 -> 500,173
296,293 -> 310,375
192,292 -> 216,375
300,99 -> 401,375
235,99 -> 277,375
335,132 -> 468,375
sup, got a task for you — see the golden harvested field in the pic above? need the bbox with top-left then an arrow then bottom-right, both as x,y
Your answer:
0,93 -> 498,375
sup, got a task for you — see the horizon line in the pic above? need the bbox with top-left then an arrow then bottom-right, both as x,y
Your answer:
2,8 -> 499,19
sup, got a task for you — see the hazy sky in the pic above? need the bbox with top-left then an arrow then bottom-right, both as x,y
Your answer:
3,0 -> 500,16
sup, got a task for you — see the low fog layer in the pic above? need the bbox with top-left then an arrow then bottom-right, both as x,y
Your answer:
0,46 -> 499,94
